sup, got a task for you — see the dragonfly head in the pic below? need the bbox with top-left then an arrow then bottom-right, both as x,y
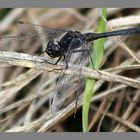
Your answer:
46,41 -> 62,58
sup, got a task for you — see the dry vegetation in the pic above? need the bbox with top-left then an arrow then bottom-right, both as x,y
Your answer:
0,8 -> 140,132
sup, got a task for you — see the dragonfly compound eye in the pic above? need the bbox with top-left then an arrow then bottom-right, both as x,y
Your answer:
46,41 -> 61,58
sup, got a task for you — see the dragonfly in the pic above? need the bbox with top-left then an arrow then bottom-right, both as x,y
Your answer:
0,21 -> 140,114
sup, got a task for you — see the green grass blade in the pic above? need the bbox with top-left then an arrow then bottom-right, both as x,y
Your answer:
82,8 -> 107,132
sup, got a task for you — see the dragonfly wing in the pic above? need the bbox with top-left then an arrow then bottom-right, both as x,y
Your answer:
50,72 -> 78,114
50,41 -> 93,114
0,21 -> 68,50
50,50 -> 77,114
16,21 -> 68,41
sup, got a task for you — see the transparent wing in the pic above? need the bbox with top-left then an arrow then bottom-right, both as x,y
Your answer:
16,21 -> 68,41
0,21 -> 68,50
50,72 -> 78,114
50,41 -> 93,114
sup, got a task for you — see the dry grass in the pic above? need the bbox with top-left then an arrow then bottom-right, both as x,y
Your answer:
0,8 -> 140,132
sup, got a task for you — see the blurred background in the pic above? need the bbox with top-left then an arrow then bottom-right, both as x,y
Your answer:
0,8 -> 140,132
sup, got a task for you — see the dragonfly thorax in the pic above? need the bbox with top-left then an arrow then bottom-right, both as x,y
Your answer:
45,30 -> 85,58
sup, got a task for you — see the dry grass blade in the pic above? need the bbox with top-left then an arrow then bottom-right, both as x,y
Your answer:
0,51 -> 140,88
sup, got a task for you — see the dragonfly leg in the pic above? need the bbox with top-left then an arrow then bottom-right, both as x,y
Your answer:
54,56 -> 62,65
39,56 -> 64,72
63,54 -> 69,69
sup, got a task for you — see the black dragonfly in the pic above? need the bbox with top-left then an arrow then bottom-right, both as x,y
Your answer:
1,21 -> 140,114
